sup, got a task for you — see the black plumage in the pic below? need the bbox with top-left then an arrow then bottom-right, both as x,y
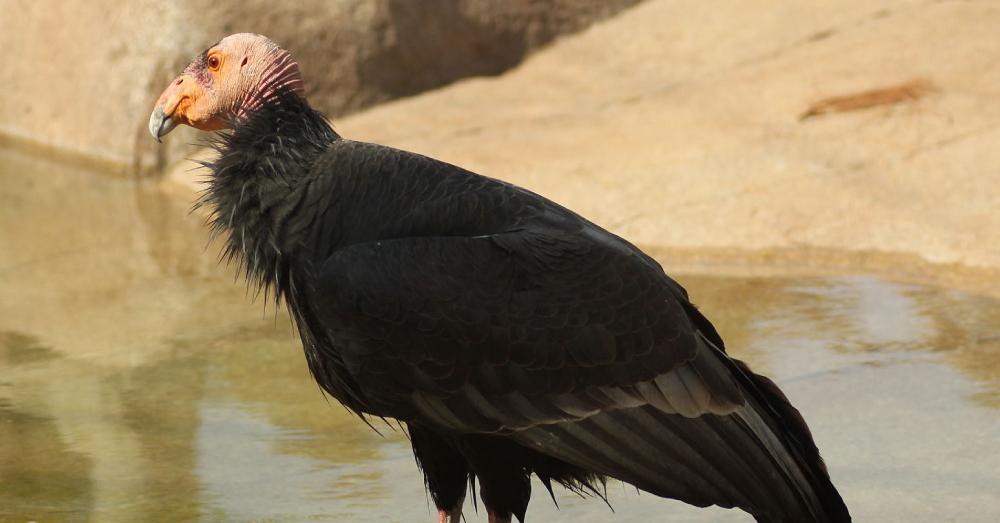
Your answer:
190,86 -> 851,523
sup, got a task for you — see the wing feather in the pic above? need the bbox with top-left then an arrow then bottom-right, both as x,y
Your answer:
309,228 -> 737,426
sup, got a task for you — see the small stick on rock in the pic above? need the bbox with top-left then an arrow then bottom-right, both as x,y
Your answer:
800,78 -> 939,120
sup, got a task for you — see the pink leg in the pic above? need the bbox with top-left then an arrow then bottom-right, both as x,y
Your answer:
437,508 -> 462,523
437,490 -> 465,523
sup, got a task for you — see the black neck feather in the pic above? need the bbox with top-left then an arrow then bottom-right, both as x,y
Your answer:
195,88 -> 340,303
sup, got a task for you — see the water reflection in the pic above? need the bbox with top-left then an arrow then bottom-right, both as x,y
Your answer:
682,274 -> 1000,410
0,397 -> 93,523
2,147 -> 999,522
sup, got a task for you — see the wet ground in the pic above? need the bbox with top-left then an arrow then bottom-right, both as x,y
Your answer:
2,146 -> 999,523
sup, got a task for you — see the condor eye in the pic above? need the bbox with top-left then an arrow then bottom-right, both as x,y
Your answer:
207,55 -> 221,71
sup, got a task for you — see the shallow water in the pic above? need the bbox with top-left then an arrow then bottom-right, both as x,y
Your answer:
2,147 -> 999,523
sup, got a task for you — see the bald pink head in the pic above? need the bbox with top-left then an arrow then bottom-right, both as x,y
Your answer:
149,33 -> 305,141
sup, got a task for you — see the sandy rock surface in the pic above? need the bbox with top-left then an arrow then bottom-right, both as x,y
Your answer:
164,0 -> 1000,288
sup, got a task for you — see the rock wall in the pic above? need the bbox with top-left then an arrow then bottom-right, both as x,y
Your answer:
0,0 -> 643,176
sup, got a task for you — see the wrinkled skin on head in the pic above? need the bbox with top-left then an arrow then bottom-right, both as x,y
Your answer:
149,33 -> 305,141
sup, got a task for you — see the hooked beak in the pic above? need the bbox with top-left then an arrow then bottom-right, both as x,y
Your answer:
148,73 -> 191,142
148,105 -> 177,143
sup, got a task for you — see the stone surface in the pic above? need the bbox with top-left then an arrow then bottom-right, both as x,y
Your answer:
0,0 -> 642,176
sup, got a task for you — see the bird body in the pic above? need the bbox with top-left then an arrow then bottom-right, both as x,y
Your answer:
150,33 -> 851,523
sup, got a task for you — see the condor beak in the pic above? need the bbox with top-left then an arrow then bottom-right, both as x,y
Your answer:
148,105 -> 177,143
148,74 -> 192,142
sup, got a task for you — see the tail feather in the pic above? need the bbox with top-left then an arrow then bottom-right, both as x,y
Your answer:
724,360 -> 851,522
512,342 -> 851,522
516,403 -> 848,522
